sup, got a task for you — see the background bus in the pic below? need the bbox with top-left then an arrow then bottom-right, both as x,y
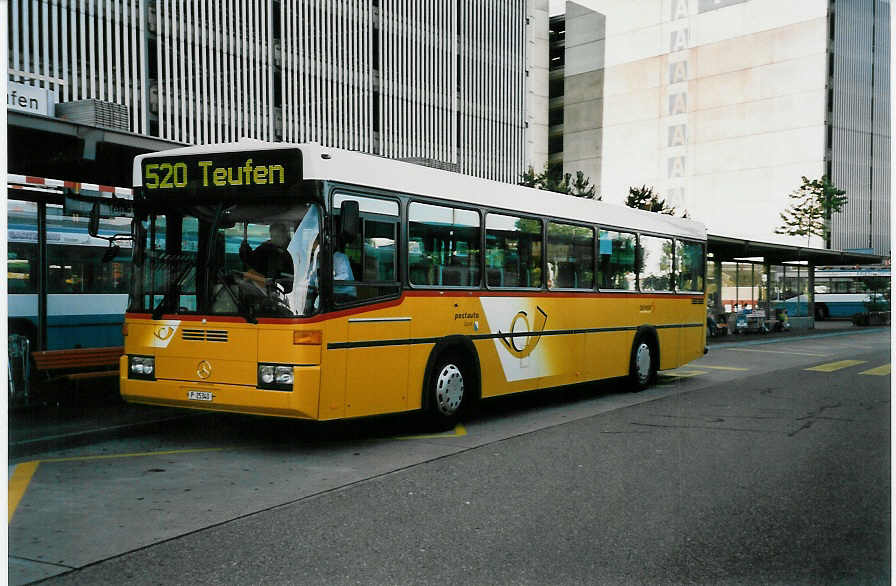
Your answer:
7,178 -> 135,351
792,266 -> 891,320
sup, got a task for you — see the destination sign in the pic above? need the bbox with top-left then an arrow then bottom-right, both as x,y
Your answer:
140,148 -> 302,199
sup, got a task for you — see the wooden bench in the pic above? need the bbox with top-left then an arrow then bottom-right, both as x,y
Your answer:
31,346 -> 123,383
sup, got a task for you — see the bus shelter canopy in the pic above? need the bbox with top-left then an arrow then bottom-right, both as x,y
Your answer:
707,234 -> 886,266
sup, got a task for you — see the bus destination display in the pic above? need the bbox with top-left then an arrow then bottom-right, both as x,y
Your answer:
140,148 -> 302,199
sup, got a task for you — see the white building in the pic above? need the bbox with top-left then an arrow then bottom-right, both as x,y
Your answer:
8,0 -> 551,183
551,0 -> 890,255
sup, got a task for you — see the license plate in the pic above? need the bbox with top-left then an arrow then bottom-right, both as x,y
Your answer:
188,390 -> 214,402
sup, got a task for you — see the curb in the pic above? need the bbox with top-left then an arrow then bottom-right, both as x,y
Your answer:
707,326 -> 889,350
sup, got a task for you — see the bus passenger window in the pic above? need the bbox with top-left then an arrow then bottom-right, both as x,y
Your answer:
639,235 -> 674,292
597,230 -> 636,290
8,201 -> 38,294
547,222 -> 594,289
409,202 -> 481,288
485,214 -> 541,288
676,240 -> 705,292
333,194 -> 400,303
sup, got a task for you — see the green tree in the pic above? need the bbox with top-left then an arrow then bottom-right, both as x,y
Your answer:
775,175 -> 847,248
519,163 -> 598,199
863,276 -> 890,313
570,170 -> 599,200
540,162 -> 571,194
519,165 -> 540,188
625,185 -> 676,215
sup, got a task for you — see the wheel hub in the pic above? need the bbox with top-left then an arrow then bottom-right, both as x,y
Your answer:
435,364 -> 464,415
635,343 -> 652,384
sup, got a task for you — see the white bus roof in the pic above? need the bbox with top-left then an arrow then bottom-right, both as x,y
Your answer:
134,140 -> 706,241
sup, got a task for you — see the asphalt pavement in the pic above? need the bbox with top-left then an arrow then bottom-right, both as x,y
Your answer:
8,321 -> 890,584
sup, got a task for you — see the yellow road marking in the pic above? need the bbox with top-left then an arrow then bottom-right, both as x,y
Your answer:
731,348 -> 829,357
659,369 -> 707,384
805,359 -> 867,372
859,364 -> 891,376
395,423 -> 467,440
697,365 -> 749,371
8,447 -> 227,523
669,369 -> 707,378
9,461 -> 40,523
40,447 -> 227,464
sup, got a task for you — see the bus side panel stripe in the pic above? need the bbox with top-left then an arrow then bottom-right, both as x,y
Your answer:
326,323 -> 704,350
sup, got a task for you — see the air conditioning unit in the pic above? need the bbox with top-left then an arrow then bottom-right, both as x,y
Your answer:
56,99 -> 130,131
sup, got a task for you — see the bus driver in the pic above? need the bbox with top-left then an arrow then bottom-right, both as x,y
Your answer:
240,223 -> 295,293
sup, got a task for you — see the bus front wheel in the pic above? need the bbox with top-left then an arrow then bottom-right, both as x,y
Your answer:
628,335 -> 657,392
424,353 -> 468,430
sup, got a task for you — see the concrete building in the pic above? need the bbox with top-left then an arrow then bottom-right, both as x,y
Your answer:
8,0 -> 550,184
548,0 -> 890,255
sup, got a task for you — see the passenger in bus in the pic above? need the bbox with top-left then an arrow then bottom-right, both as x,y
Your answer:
239,222 -> 295,293
301,235 -> 357,312
332,235 -> 357,299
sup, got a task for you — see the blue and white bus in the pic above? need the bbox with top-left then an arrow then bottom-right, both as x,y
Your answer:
7,178 -> 134,350
782,266 -> 891,320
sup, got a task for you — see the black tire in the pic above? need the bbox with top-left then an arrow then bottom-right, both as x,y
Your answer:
815,304 -> 828,321
627,334 -> 657,392
424,352 -> 469,430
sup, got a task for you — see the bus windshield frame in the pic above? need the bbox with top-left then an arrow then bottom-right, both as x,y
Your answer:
130,198 -> 324,321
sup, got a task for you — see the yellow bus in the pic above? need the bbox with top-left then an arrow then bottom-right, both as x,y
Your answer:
120,141 -> 706,428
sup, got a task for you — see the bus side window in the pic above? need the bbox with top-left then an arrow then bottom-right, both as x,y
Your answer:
485,213 -> 541,288
547,221 -> 593,289
333,193 -> 400,303
598,230 -> 637,290
639,235 -> 674,292
7,243 -> 37,294
408,202 -> 481,288
676,240 -> 705,292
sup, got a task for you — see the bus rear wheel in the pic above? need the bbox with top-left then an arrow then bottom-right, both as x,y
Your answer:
628,335 -> 657,392
425,353 -> 468,430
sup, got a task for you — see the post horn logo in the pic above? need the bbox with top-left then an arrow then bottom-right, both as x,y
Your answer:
154,326 -> 175,341
498,306 -> 548,359
197,360 -> 212,379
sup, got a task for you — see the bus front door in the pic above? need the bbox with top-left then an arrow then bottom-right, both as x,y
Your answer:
344,318 -> 410,417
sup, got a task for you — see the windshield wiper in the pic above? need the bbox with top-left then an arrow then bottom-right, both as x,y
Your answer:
152,258 -> 196,320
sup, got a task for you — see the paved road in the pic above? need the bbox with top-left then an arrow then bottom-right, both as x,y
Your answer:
9,329 -> 890,584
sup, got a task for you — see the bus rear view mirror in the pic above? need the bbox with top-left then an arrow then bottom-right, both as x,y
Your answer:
341,200 -> 360,242
88,201 -> 101,237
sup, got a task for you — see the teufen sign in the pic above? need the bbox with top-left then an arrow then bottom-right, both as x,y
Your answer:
7,81 -> 55,116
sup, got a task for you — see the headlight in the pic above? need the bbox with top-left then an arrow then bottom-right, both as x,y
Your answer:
128,355 -> 156,380
275,366 -> 293,385
258,363 -> 294,391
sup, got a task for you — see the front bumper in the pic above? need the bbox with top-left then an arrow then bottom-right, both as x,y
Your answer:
120,365 -> 321,419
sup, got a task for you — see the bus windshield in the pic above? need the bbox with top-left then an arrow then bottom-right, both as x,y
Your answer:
130,201 -> 322,320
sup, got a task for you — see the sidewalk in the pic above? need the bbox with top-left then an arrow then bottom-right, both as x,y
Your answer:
9,321 -> 888,460
705,317 -> 869,346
